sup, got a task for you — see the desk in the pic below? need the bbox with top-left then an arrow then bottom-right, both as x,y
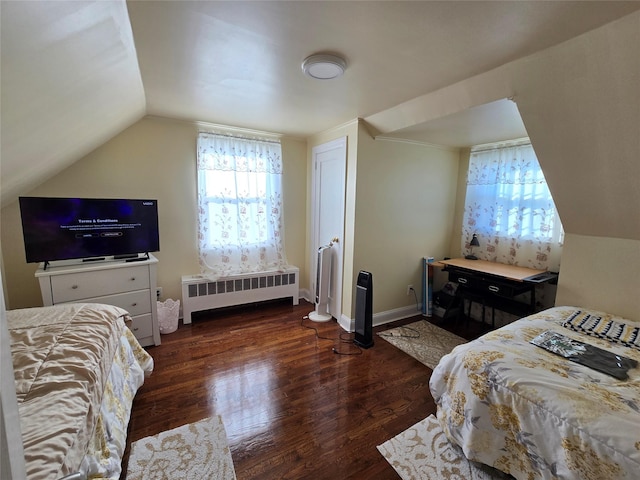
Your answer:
438,258 -> 557,326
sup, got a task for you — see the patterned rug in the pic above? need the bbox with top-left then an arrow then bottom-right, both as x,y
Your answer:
377,320 -> 466,369
126,415 -> 237,480
378,415 -> 511,480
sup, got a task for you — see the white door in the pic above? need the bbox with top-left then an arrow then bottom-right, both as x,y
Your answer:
311,137 -> 347,321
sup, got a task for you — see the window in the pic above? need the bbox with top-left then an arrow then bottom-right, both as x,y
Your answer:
462,139 -> 563,271
197,132 -> 288,278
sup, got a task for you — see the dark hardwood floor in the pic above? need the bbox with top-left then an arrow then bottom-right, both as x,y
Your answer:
122,299 -> 485,479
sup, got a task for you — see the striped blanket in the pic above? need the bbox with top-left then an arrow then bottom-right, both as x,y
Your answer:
563,309 -> 640,351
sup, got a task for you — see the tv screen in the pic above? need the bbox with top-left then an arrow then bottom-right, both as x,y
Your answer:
19,197 -> 160,263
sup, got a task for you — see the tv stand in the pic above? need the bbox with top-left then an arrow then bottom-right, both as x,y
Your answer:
35,254 -> 160,346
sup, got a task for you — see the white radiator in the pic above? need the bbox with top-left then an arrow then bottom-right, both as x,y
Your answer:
181,266 -> 299,324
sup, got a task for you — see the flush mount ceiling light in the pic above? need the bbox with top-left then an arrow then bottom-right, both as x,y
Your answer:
301,54 -> 346,80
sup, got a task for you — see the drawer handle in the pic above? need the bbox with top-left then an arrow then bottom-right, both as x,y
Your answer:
71,285 -> 78,289
133,327 -> 139,331
488,285 -> 500,293
131,303 -> 137,307
130,277 -> 136,281
457,277 -> 467,284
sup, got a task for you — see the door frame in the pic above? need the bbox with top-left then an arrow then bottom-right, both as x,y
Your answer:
310,136 -> 347,323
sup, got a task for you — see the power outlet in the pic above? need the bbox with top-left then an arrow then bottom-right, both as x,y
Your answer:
406,284 -> 414,296
156,287 -> 163,299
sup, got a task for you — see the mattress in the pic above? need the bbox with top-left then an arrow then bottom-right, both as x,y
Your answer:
429,306 -> 640,480
8,303 -> 153,480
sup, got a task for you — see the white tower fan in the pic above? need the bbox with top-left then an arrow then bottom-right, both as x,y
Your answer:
309,245 -> 332,322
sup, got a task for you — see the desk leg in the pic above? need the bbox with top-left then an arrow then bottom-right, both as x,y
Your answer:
458,297 -> 472,327
463,296 -> 486,326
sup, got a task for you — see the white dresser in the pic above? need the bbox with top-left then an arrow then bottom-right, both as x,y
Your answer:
36,254 -> 161,347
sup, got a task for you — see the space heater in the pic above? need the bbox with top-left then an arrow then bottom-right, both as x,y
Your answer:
309,245 -> 332,322
354,270 -> 373,348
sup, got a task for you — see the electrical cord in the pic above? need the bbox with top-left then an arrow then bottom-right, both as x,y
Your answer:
333,331 -> 363,356
300,315 -> 335,341
378,325 -> 421,339
410,286 -> 421,312
332,346 -> 363,356
301,315 -> 363,355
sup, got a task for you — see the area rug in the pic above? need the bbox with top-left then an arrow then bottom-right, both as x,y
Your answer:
377,320 -> 466,369
126,415 -> 237,480
377,414 -> 511,480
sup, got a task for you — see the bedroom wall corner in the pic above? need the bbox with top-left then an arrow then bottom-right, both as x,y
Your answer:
0,202 -> 40,309
447,148 -> 470,259
352,128 -> 459,317
555,234 -> 640,321
1,268 -> 28,479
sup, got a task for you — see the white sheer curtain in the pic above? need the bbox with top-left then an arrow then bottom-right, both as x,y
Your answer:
461,140 -> 563,272
197,132 -> 288,278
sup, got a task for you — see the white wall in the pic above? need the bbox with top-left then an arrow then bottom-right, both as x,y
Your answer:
514,12 -> 640,242
555,234 -> 640,321
512,12 -> 640,318
352,125 -> 459,317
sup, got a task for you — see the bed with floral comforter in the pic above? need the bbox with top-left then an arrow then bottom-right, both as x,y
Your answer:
8,303 -> 153,480
429,306 -> 640,480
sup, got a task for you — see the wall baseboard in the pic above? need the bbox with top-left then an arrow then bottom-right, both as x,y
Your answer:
301,288 -> 424,332
338,303 -> 424,332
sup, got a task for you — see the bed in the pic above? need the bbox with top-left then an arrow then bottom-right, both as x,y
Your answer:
7,302 -> 154,480
429,306 -> 640,480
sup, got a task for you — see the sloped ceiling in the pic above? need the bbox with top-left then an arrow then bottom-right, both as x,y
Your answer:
126,0 -> 638,140
2,1 -> 640,213
0,1 -> 146,205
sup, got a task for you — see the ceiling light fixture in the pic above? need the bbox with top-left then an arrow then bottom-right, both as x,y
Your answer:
301,54 -> 346,80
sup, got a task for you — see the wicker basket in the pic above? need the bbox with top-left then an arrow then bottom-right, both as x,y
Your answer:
157,299 -> 180,334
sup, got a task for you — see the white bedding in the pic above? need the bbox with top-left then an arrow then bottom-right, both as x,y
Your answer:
80,325 -> 153,479
8,303 -> 153,480
429,306 -> 640,480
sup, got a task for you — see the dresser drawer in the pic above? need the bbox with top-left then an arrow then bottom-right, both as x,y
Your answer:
50,265 -> 150,302
37,255 -> 160,346
483,279 -> 530,298
129,314 -> 153,340
71,290 -> 152,317
449,269 -> 482,289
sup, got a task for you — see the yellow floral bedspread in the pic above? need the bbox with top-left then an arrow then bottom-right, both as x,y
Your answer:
8,303 -> 153,480
429,306 -> 640,480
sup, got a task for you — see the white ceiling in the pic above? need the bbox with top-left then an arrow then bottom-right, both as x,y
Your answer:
127,0 -> 639,142
2,1 -> 640,204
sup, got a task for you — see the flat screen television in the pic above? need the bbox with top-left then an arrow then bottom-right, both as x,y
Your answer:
19,197 -> 160,264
